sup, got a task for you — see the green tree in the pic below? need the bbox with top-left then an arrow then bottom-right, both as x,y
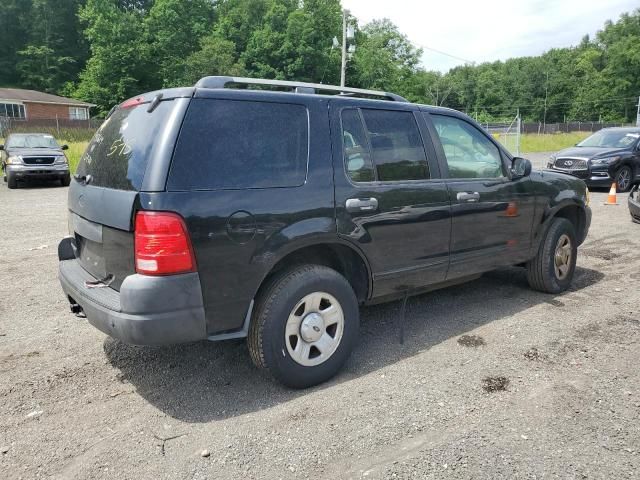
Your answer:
350,19 -> 422,95
0,0 -> 32,87
74,0 -> 150,115
145,0 -> 215,87
179,35 -> 244,85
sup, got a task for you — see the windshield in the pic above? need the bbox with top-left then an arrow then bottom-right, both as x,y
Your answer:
577,130 -> 640,148
6,134 -> 60,149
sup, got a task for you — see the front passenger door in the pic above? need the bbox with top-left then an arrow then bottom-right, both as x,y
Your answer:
426,113 -> 535,279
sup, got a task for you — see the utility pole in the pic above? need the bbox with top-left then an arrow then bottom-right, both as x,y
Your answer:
636,95 -> 640,126
340,9 -> 348,87
542,71 -> 549,134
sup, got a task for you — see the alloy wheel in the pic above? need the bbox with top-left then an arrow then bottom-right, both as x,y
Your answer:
617,168 -> 631,192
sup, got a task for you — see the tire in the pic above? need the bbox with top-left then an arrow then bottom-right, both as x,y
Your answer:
248,264 -> 359,389
526,218 -> 577,294
60,174 -> 71,187
7,173 -> 17,189
615,165 -> 632,193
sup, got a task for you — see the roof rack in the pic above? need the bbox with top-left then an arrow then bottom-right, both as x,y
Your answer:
194,76 -> 409,102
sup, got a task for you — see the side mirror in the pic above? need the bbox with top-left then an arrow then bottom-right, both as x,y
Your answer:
61,144 -> 69,150
511,157 -> 532,179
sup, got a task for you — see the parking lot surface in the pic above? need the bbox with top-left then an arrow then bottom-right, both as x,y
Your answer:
1,178 -> 639,479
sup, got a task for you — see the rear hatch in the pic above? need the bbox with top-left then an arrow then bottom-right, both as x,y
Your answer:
67,89 -> 192,290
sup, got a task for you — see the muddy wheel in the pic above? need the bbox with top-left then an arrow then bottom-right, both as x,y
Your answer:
526,218 -> 577,294
248,264 -> 359,389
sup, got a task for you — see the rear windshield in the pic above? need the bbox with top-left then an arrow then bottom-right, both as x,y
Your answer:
76,101 -> 175,191
168,99 -> 309,191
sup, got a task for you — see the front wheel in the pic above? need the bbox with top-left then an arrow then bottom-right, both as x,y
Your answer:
60,174 -> 71,187
615,165 -> 632,193
526,218 -> 577,294
7,172 -> 17,189
248,264 -> 359,388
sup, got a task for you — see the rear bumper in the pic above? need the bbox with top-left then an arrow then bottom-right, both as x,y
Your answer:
629,188 -> 640,223
58,256 -> 207,345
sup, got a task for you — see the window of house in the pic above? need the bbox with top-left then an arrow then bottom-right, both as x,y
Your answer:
69,107 -> 89,120
0,103 -> 26,119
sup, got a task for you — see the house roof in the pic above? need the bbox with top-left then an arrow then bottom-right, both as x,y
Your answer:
0,88 -> 95,107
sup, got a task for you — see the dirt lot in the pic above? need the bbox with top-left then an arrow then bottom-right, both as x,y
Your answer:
1,175 -> 639,480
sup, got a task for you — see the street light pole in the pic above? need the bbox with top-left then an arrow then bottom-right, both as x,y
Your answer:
340,9 -> 348,87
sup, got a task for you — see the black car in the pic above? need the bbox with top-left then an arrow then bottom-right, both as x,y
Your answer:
1,133 -> 71,189
547,127 -> 640,192
58,77 -> 591,388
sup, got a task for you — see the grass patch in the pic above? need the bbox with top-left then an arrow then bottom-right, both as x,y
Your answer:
64,141 -> 89,173
520,132 -> 591,153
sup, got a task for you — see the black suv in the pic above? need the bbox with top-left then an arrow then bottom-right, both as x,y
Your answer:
1,133 -> 71,188
58,77 -> 591,388
547,127 -> 640,192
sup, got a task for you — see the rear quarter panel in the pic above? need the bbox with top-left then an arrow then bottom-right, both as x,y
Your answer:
145,91 -> 337,335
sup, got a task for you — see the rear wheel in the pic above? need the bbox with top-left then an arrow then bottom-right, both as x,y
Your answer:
7,173 -> 17,189
615,165 -> 632,193
248,264 -> 359,388
526,218 -> 577,293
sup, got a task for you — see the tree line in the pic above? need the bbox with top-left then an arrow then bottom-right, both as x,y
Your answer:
1,0 -> 639,122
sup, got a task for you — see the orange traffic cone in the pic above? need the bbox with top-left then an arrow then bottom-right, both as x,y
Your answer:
604,182 -> 618,205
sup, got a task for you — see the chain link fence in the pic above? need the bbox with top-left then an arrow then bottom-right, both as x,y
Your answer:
0,116 -> 101,141
482,114 -> 522,156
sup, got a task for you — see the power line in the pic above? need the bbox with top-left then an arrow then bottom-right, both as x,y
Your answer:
418,44 -> 475,65
459,95 -> 639,114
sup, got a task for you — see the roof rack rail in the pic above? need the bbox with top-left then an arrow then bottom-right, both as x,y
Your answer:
194,76 -> 409,102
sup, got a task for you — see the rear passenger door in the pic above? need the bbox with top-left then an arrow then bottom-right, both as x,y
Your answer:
424,112 -> 536,279
331,101 -> 451,299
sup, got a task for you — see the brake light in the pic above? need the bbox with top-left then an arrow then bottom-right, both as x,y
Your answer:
121,96 -> 145,109
134,211 -> 196,275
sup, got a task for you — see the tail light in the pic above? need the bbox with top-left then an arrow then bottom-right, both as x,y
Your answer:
134,211 -> 196,275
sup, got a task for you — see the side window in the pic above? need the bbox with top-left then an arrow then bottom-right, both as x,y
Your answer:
341,109 -> 375,182
361,109 -> 429,182
430,114 -> 505,179
168,99 -> 308,190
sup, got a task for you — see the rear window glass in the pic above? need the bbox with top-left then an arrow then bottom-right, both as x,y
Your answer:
76,101 -> 175,191
168,99 -> 309,191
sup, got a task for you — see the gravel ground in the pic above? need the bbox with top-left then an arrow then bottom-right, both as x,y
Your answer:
1,175 -> 639,480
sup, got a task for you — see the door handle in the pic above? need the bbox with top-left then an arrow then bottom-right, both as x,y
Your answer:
457,192 -> 480,202
346,197 -> 379,213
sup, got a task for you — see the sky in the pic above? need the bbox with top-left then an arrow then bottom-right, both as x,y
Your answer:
341,0 -> 639,72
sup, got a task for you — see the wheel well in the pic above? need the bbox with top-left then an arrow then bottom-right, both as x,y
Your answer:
554,205 -> 586,244
263,244 -> 370,303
